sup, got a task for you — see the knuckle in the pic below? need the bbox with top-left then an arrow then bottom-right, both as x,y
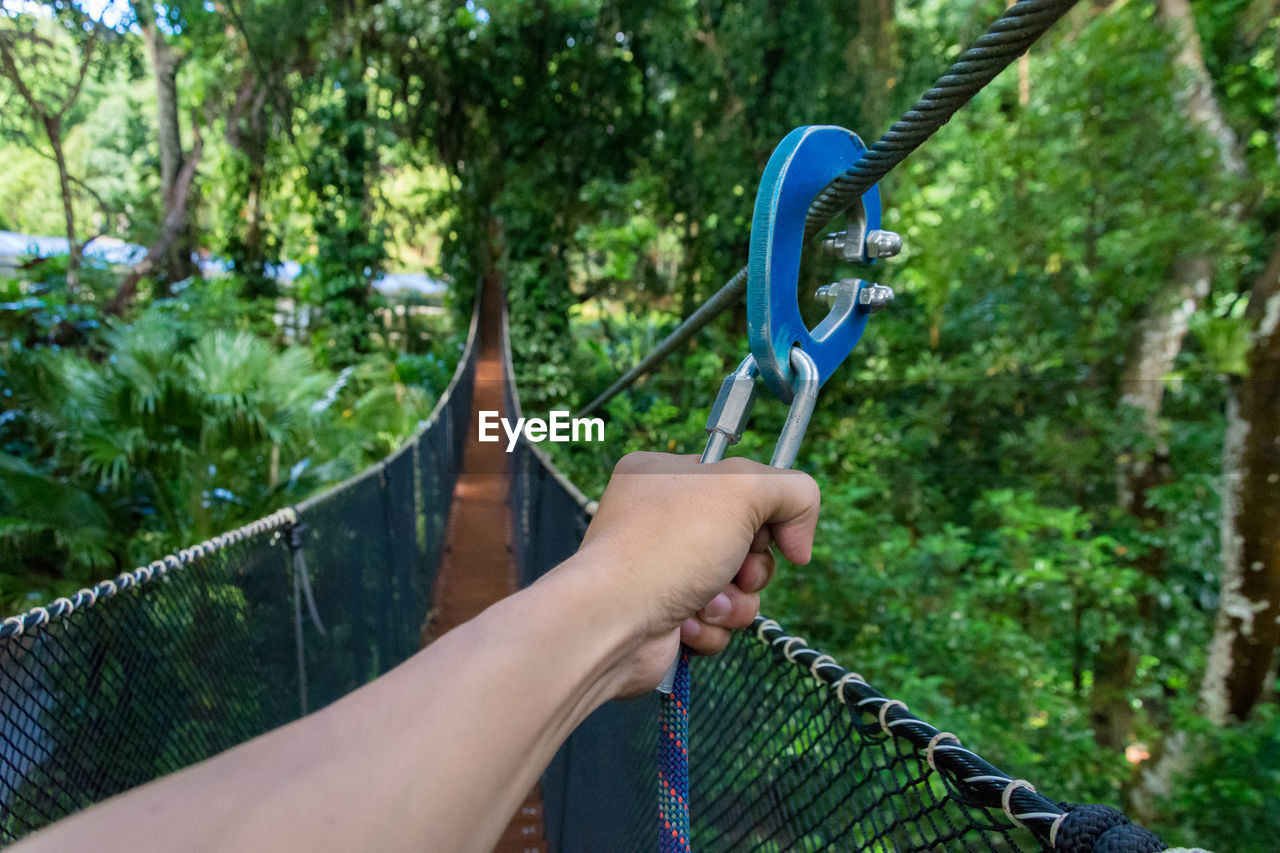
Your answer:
718,456 -> 757,474
694,633 -> 731,657
803,473 -> 821,503
790,470 -> 821,507
614,450 -> 651,473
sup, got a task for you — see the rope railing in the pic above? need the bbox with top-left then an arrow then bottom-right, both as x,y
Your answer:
503,298 -> 1174,852
504,458 -> 1176,852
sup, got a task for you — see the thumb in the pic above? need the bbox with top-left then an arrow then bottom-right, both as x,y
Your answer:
749,468 -> 820,566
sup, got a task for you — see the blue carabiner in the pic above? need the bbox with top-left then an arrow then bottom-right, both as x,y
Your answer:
747,125 -> 882,402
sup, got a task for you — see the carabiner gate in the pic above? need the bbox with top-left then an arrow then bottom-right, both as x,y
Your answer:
701,348 -> 819,470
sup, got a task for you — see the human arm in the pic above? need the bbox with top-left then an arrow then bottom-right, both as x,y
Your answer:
13,452 -> 819,853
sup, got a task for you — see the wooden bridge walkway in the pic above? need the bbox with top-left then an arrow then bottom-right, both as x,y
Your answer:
429,275 -> 547,853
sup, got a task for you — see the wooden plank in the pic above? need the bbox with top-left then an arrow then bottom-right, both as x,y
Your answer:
429,275 -> 546,852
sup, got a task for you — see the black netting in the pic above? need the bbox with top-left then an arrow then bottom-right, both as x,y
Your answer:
0,311 -> 477,843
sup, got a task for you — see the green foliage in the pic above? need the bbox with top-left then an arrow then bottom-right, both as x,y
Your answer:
543,4 -> 1274,848
1158,707 -> 1280,845
0,274 -> 448,614
298,64 -> 389,367
1,0 -> 1277,845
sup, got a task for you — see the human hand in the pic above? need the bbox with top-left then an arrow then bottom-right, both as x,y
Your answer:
575,451 -> 820,696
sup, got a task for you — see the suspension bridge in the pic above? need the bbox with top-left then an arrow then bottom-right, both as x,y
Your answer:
0,1 -> 1206,849
0,276 -> 1182,851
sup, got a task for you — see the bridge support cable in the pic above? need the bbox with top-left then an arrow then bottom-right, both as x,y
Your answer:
576,0 -> 1080,418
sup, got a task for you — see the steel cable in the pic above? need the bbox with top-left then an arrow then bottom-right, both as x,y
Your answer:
577,0 -> 1079,418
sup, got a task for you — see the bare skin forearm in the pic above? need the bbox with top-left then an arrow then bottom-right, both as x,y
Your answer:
16,552 -> 636,853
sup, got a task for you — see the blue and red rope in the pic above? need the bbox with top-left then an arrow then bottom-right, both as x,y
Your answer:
658,647 -> 692,852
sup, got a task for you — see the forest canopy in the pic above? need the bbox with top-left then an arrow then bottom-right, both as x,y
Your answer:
1,0 -> 1278,848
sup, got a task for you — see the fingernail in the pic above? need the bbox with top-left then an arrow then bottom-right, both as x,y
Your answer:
704,593 -> 731,620
682,617 -> 701,638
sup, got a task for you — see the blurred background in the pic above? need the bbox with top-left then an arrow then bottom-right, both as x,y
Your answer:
1,0 -> 1277,847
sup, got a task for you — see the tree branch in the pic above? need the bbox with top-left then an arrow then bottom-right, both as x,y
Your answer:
104,119 -> 205,316
0,31 -> 47,120
55,22 -> 100,121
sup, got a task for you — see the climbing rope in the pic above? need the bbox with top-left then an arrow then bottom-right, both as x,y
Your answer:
657,648 -> 691,852
577,0 -> 1080,418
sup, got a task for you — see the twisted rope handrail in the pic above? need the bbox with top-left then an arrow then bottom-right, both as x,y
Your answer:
0,508 -> 300,641
746,617 -> 1169,850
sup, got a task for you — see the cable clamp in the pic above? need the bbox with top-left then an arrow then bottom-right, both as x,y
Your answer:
926,732 -> 961,770
1000,779 -> 1036,830
832,672 -> 866,704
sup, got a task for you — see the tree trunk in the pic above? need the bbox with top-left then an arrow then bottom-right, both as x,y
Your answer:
854,0 -> 898,131
1089,0 -> 1244,753
138,4 -> 197,285
105,127 -> 204,316
1201,234 -> 1280,723
1132,13 -> 1278,822
44,116 -> 82,294
240,140 -> 273,298
1198,0 -> 1280,727
1155,0 -> 1247,177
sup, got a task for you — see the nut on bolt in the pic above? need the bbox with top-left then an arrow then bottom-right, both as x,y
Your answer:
857,283 -> 895,313
815,278 -> 861,306
865,230 -> 902,259
821,231 -> 852,259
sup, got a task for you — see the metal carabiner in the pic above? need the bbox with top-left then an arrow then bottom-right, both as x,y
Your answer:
700,349 -> 819,469
747,125 -> 884,403
656,346 -> 821,694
